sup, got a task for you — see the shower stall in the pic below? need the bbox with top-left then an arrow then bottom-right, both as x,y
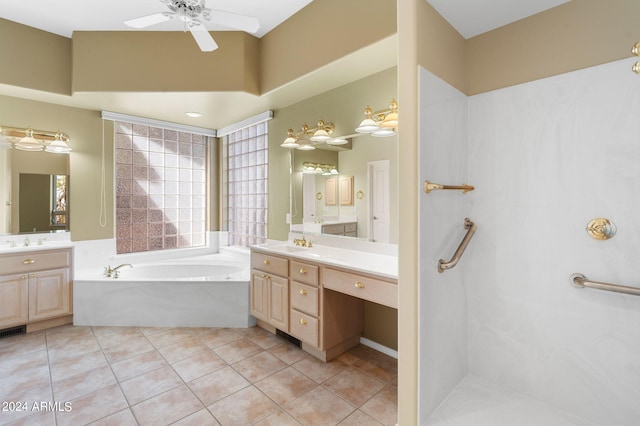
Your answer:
418,58 -> 640,425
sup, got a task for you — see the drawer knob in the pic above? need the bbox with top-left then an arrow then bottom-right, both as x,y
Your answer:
300,318 -> 307,326
23,259 -> 35,265
30,273 -> 35,278
262,274 -> 269,279
263,259 -> 270,265
299,267 -> 307,274
20,275 -> 27,280
300,289 -> 307,295
355,282 -> 365,289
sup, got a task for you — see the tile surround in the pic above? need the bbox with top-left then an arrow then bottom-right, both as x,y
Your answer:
0,324 -> 397,425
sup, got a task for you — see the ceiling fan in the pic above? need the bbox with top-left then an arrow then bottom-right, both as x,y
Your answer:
124,0 -> 260,52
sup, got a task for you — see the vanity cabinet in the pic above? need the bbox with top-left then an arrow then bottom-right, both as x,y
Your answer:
0,248 -> 73,332
250,252 -> 289,331
321,222 -> 357,237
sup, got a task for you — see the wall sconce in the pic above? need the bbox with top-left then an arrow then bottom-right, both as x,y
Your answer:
0,126 -> 72,154
302,162 -> 338,175
280,120 -> 336,150
355,99 -> 399,137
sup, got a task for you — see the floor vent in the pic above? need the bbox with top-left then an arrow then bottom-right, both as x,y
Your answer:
0,325 -> 26,339
276,329 -> 301,348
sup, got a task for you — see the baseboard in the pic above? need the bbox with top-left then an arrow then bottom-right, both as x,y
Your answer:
360,337 -> 398,359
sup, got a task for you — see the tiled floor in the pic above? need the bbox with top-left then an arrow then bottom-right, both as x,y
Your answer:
0,325 -> 397,425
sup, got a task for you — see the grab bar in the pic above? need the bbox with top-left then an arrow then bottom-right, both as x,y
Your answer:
424,181 -> 474,194
438,218 -> 477,273
571,273 -> 640,296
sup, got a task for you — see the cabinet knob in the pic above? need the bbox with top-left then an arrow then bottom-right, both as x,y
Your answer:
262,274 -> 269,279
263,259 -> 270,265
300,289 -> 307,295
30,273 -> 36,278
300,318 -> 307,326
355,282 -> 365,289
23,259 -> 35,265
20,275 -> 27,280
299,267 -> 307,274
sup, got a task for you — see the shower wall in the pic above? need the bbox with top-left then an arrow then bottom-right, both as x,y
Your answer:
467,59 -> 640,424
418,68 -> 470,421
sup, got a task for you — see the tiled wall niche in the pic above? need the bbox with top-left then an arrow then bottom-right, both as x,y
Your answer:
115,122 -> 207,254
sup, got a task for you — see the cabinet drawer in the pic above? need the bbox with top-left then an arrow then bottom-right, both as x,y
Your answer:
322,224 -> 344,235
324,268 -> 398,309
0,249 -> 71,275
289,309 -> 319,347
251,252 -> 288,277
344,223 -> 357,233
290,261 -> 319,286
290,282 -> 318,316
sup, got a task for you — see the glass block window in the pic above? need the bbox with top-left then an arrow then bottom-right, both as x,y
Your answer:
115,121 -> 207,254
226,122 -> 268,246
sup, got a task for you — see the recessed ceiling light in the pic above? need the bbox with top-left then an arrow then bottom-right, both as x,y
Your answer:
185,112 -> 202,118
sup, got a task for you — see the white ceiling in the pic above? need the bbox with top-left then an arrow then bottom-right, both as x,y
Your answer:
0,0 -> 570,129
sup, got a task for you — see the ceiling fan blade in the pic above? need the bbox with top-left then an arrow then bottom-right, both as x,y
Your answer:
124,12 -> 173,28
208,9 -> 260,34
189,22 -> 218,52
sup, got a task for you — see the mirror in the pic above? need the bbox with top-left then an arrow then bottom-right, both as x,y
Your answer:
290,134 -> 397,243
0,148 -> 70,235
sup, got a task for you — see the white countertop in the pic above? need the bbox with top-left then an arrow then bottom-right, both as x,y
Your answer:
0,241 -> 75,255
251,240 -> 398,280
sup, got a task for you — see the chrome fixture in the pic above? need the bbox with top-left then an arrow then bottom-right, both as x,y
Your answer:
571,273 -> 640,296
23,238 -> 30,247
104,263 -> 133,278
424,181 -> 475,194
355,99 -> 399,137
0,126 -> 71,154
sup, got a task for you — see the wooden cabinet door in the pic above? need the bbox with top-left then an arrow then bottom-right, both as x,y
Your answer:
268,275 -> 289,331
250,270 -> 269,322
28,268 -> 70,322
0,274 -> 28,329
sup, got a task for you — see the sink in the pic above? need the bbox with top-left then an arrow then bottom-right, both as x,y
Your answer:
271,245 -> 308,253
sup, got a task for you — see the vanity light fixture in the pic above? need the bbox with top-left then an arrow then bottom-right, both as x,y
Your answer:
302,161 -> 338,175
280,120 -> 336,150
355,99 -> 399,136
0,126 -> 72,154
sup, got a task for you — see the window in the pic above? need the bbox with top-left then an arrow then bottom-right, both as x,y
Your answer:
50,175 -> 67,227
225,122 -> 268,246
114,121 -> 207,253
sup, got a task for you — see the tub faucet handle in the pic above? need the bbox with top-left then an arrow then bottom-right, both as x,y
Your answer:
103,266 -> 114,277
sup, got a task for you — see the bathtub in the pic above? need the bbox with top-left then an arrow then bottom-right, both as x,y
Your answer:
73,250 -> 255,328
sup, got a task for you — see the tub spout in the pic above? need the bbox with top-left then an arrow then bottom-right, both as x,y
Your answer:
104,263 -> 133,278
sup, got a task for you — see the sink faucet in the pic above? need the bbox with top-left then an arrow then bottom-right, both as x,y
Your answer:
6,240 -> 16,248
293,237 -> 307,247
104,263 -> 133,278
23,237 -> 30,247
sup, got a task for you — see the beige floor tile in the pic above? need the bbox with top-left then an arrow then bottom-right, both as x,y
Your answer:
323,367 -> 385,407
360,386 -> 398,426
196,327 -> 243,349
285,386 -> 356,425
130,385 -> 203,426
120,364 -> 183,405
55,383 -> 128,426
89,408 -> 138,426
101,336 -> 155,363
0,332 -> 46,358
49,348 -> 109,382
208,385 -> 279,425
171,349 -> 227,382
145,328 -> 192,348
45,325 -> 94,348
242,326 -> 285,349
171,408 -> 221,425
349,347 -> 397,384
0,348 -> 47,376
253,408 -> 303,426
52,364 -> 117,402
293,355 -> 349,384
233,351 -> 288,382
109,349 -> 167,382
0,383 -> 53,425
96,328 -> 145,348
213,338 -> 262,364
91,326 -> 137,337
338,409 -> 384,425
2,409 -> 56,426
269,342 -> 308,365
47,337 -> 102,361
0,363 -> 52,398
157,336 -> 208,363
188,365 -> 250,406
255,367 -> 318,406
137,326 -> 173,336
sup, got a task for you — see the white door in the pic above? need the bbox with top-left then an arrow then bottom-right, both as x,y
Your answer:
369,160 -> 390,243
